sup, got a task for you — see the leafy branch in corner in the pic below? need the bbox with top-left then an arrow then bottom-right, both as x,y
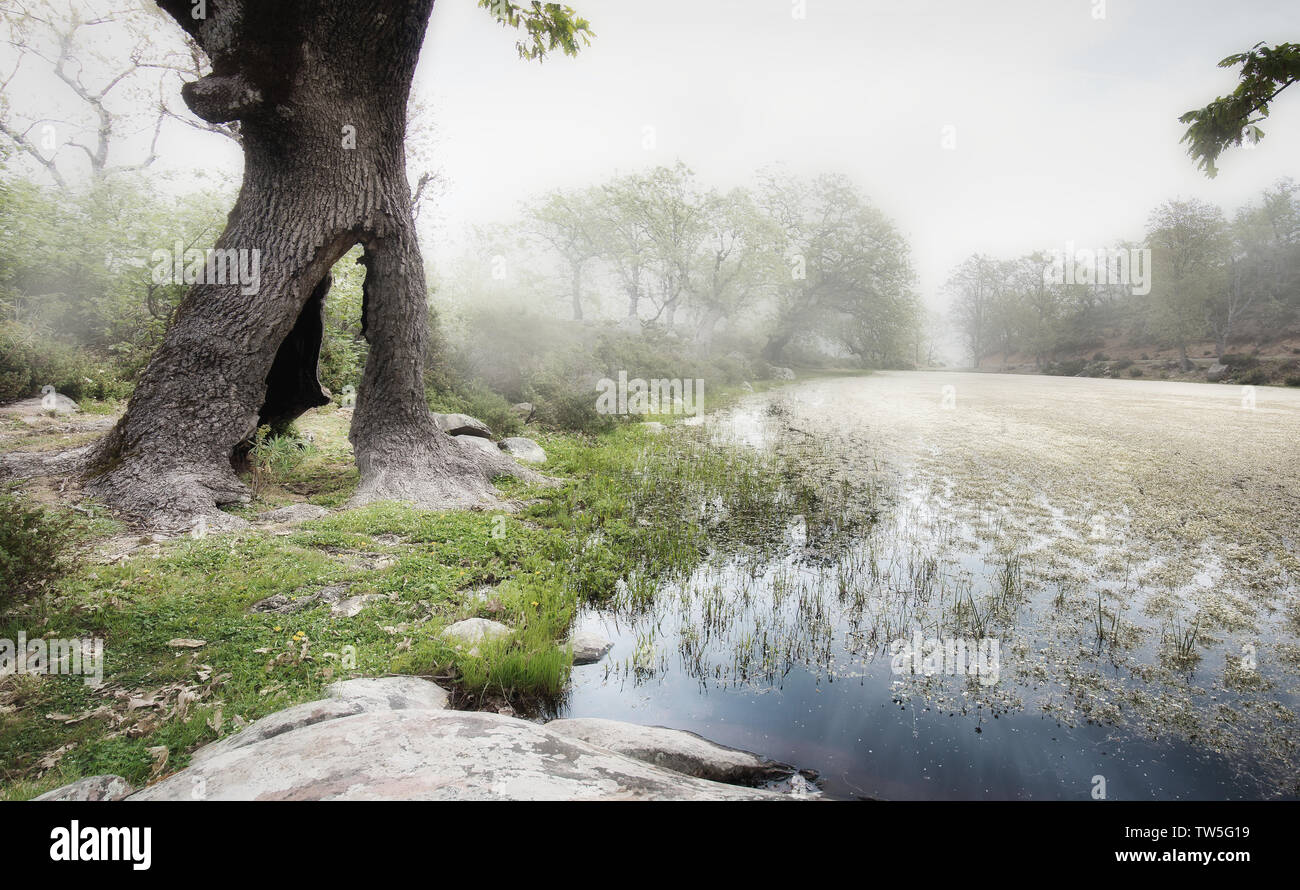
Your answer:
1180,41 -> 1300,178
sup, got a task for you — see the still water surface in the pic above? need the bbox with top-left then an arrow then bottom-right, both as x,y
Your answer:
558,372 -> 1300,800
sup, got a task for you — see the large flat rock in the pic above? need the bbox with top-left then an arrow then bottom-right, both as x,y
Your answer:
130,709 -> 782,800
190,676 -> 450,766
37,677 -> 792,801
544,717 -> 795,785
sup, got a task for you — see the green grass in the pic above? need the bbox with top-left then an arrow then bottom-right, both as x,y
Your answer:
0,387 -> 868,796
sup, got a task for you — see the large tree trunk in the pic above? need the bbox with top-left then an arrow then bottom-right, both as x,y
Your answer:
82,0 -> 533,529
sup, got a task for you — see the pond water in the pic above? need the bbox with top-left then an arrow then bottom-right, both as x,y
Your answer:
556,372 -> 1300,800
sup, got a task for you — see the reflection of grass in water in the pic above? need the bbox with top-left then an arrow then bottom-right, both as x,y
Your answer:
578,378 -> 1300,795
615,376 -> 1300,796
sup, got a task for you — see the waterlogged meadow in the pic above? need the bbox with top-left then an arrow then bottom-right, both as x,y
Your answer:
3,372 -> 1297,800
561,372 -> 1300,800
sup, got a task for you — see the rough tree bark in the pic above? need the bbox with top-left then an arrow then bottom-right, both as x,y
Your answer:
82,0 -> 535,530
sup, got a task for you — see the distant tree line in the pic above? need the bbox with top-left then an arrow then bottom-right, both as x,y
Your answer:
456,161 -> 924,369
947,180 -> 1300,370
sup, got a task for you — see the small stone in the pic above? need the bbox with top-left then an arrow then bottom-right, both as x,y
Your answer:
442,617 -> 512,646
250,594 -> 292,613
315,583 -> 352,604
498,436 -> 546,464
252,583 -> 351,615
331,594 -> 384,618
570,630 -> 613,665
167,638 -> 207,649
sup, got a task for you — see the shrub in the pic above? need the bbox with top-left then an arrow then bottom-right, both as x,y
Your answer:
0,323 -> 134,404
526,362 -> 612,435
1044,359 -> 1086,377
1128,367 -> 1144,377
428,382 -> 521,437
0,493 -> 76,613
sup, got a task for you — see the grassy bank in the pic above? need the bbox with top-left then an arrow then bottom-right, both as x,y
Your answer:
0,377 -> 858,799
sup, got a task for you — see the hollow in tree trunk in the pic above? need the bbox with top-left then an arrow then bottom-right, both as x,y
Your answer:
82,0 -> 534,530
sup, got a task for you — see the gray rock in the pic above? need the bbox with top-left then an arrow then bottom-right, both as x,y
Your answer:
189,675 -> 449,763
192,699 -> 367,765
257,503 -> 329,524
771,367 -> 796,381
741,381 -> 754,392
192,677 -> 450,766
771,772 -> 823,798
434,413 -> 493,438
512,402 -> 534,421
326,676 -> 451,711
128,709 -> 783,800
315,584 -> 353,604
251,583 -> 352,615
250,593 -> 294,613
35,774 -> 134,801
570,630 -> 613,665
543,717 -> 796,785
641,421 -> 666,433
499,436 -> 546,464
454,434 -> 499,454
330,593 -> 385,618
442,617 -> 512,646
0,392 -> 79,418
1207,362 -> 1230,383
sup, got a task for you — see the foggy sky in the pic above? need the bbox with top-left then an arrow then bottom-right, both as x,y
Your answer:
418,0 -> 1300,306
6,0 -> 1300,312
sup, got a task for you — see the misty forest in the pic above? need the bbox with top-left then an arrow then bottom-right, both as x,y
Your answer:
0,0 -> 1298,803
